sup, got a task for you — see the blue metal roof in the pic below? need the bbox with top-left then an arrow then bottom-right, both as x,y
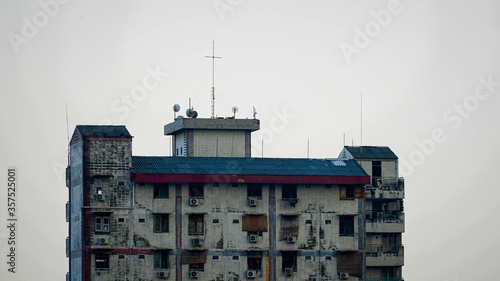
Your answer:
344,146 -> 398,160
131,156 -> 368,177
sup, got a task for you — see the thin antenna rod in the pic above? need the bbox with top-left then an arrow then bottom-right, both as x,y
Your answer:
343,132 -> 345,147
65,102 -> 70,165
261,139 -> 264,158
205,41 -> 222,119
360,92 -> 363,154
307,139 -> 310,159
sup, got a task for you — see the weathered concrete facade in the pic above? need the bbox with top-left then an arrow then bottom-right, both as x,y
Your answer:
339,146 -> 405,281
67,124 -> 395,281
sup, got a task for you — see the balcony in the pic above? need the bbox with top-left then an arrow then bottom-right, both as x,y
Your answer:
366,244 -> 404,267
366,211 -> 405,233
366,178 -> 404,199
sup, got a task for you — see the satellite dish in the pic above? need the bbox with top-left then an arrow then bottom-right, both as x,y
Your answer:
232,106 -> 238,114
186,109 -> 195,118
173,104 -> 180,112
192,111 -> 198,118
176,115 -> 184,120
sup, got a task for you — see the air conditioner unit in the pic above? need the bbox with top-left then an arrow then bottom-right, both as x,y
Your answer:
191,238 -> 204,247
248,234 -> 258,243
284,267 -> 293,276
189,198 -> 199,206
189,270 -> 199,279
246,270 -> 257,279
95,237 -> 109,245
96,194 -> 105,201
156,271 -> 169,279
339,272 -> 349,279
286,236 -> 296,244
248,198 -> 258,207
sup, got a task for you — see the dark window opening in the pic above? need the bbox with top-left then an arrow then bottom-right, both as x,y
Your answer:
118,218 -> 125,223
189,263 -> 204,270
154,214 -> 169,233
212,255 -> 219,260
232,256 -> 239,260
340,186 -> 355,199
154,250 -> 169,269
154,183 -> 169,198
339,215 -> 355,236
189,184 -> 204,198
247,184 -> 263,198
188,214 -> 204,235
118,255 -> 125,259
138,255 -> 145,259
95,216 -> 110,233
325,220 -> 332,224
139,218 -> 145,223
282,251 -> 297,271
248,252 -> 262,270
232,183 -> 239,187
372,161 -> 382,178
233,219 -> 239,224
282,184 -> 297,199
95,254 -> 109,269
213,219 -> 219,223
305,220 -> 312,224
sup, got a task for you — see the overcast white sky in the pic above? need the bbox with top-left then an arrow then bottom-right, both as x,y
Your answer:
1,0 -> 499,280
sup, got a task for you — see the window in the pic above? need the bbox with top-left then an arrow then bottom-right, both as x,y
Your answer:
154,183 -> 169,198
339,215 -> 355,236
154,214 -> 169,233
213,219 -> 219,223
118,255 -> 125,259
138,255 -> 145,259
325,220 -> 332,224
305,220 -> 312,224
95,254 -> 109,269
189,184 -> 204,198
154,250 -> 169,269
340,186 -> 355,199
212,255 -> 219,260
282,184 -> 297,199
118,218 -> 125,223
247,184 -> 262,198
95,216 -> 110,233
372,161 -> 382,178
282,251 -> 297,271
248,252 -> 262,270
232,255 -> 239,260
139,218 -> 145,223
96,187 -> 103,195
233,219 -> 239,224
188,214 -> 204,235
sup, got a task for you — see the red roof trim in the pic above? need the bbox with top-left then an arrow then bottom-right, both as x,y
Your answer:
131,173 -> 370,185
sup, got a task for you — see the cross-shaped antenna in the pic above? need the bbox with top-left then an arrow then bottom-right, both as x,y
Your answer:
205,41 -> 222,119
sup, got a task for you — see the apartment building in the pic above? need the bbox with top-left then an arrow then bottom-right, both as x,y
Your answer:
66,116 -> 403,281
339,146 -> 405,281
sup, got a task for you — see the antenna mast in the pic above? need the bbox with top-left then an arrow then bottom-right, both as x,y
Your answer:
65,102 -> 70,165
360,92 -> 363,155
205,41 -> 222,119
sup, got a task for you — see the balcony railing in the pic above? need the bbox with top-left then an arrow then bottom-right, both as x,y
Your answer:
366,244 -> 404,257
366,178 -> 405,199
366,211 -> 404,224
369,177 -> 404,190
